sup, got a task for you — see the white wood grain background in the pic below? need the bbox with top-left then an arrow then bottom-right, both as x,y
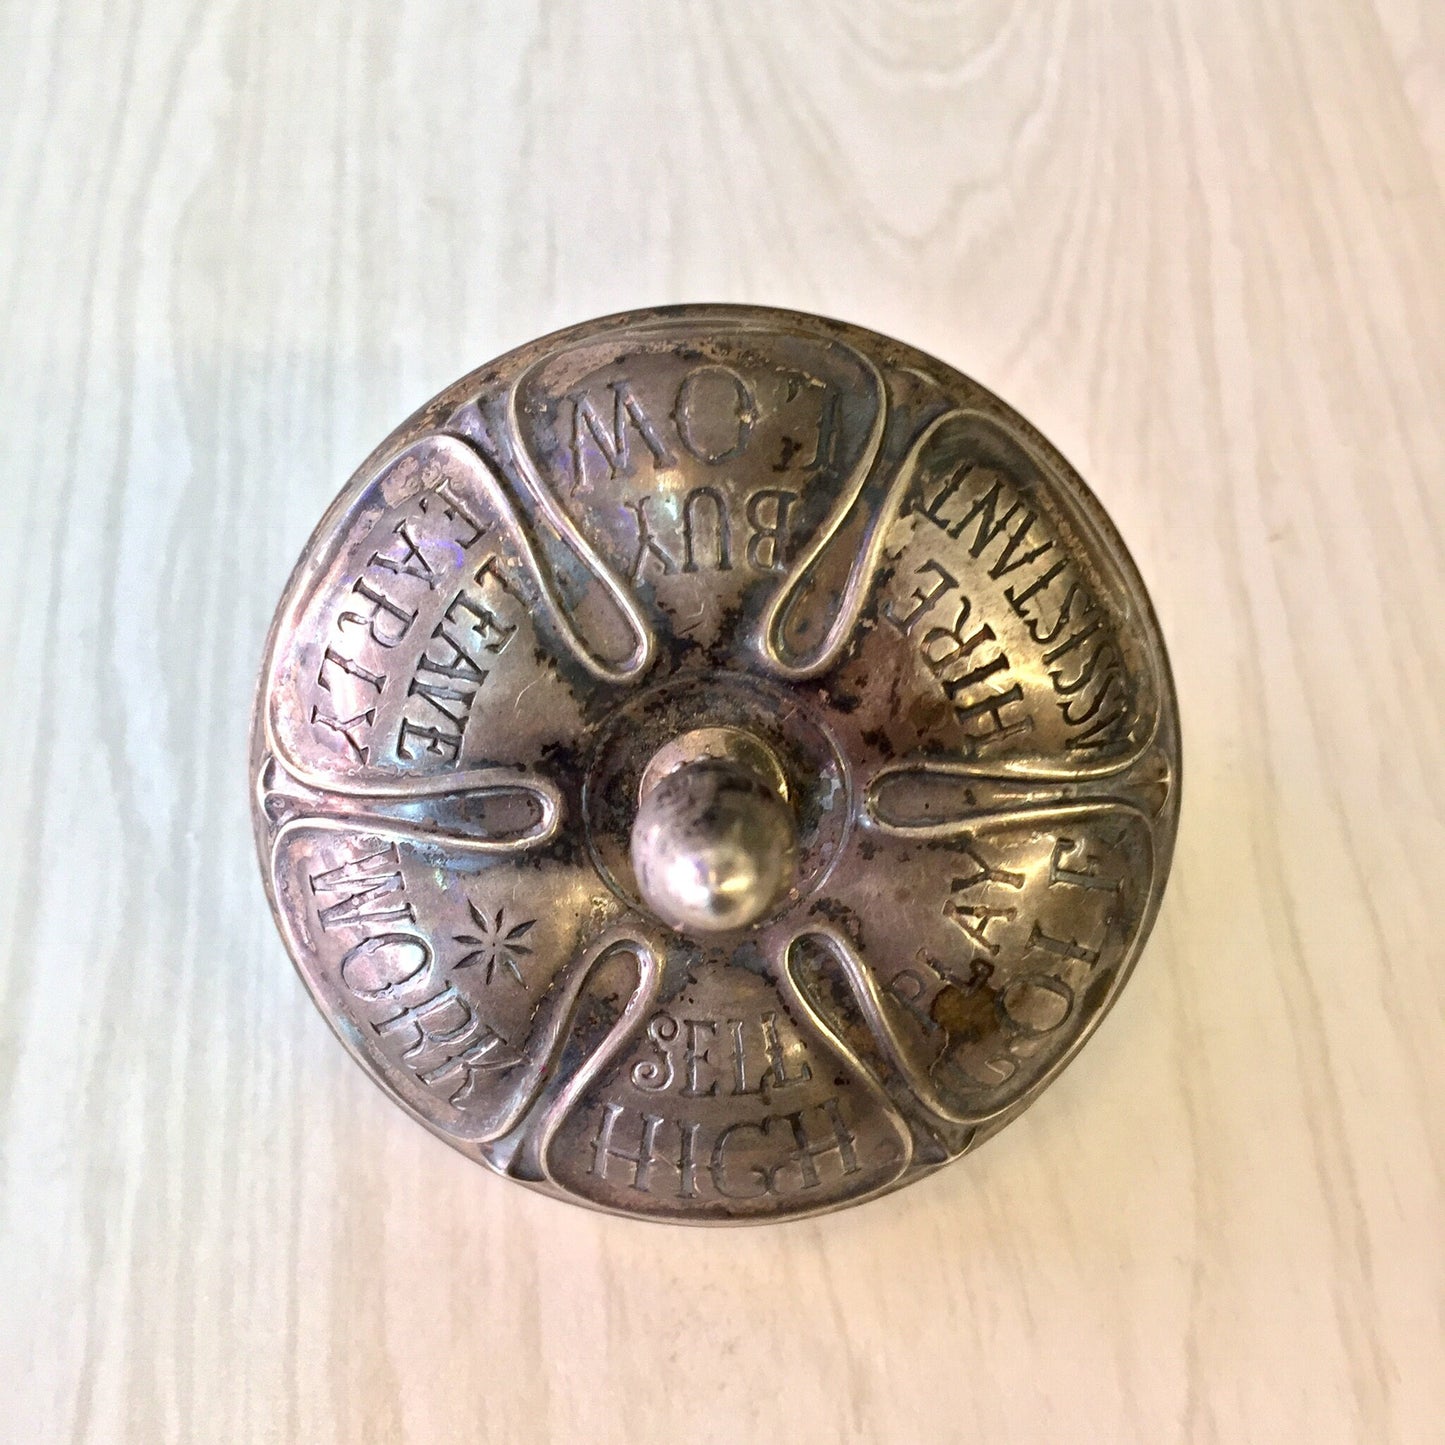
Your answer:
2,2 -> 1442,1440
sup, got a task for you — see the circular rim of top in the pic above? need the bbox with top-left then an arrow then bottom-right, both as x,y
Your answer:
248,303 -> 1182,1224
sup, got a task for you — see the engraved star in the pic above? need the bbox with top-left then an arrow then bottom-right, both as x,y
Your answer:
453,902 -> 536,986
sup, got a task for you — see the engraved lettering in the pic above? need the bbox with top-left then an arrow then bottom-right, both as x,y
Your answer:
915,461 -> 1134,753
1003,557 -> 1068,614
759,1010 -> 812,1092
316,647 -> 385,696
1068,703 -> 1131,751
918,598 -> 992,670
414,626 -> 486,687
443,589 -> 517,653
682,1018 -> 719,1097
950,836 -> 1026,893
729,1017 -> 760,1096
417,1026 -> 521,1108
631,1013 -> 679,1093
885,562 -> 1033,749
582,1098 -> 860,1202
622,486 -> 795,577
1052,637 -> 1117,698
674,365 -> 756,463
628,496 -> 679,580
804,389 -> 843,473
999,975 -> 1073,1037
887,966 -> 943,1035
941,646 -> 1009,698
1049,837 -> 1120,893
571,381 -> 675,481
422,483 -> 488,550
1028,921 -> 1102,967
630,1011 -> 813,1099
472,553 -> 526,602
744,488 -> 796,571
942,835 -> 1022,956
710,1120 -> 770,1200
883,559 -> 958,633
395,717 -> 462,762
951,683 -> 1032,746
711,1102 -> 860,1198
392,578 -> 518,763
372,983 -> 480,1061
984,505 -> 1054,581
947,473 -> 1017,555
680,487 -> 733,573
1029,581 -> 1095,649
589,1103 -> 699,1196
369,520 -> 441,591
943,899 -> 1016,956
309,701 -> 376,761
406,672 -> 473,729
339,932 -> 433,1000
338,577 -> 417,650
313,843 -> 525,1113
310,844 -> 414,932
784,1098 -> 859,1189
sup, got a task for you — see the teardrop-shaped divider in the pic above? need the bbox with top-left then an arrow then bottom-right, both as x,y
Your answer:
491,393 -> 656,683
863,760 -> 1164,841
258,752 -> 562,854
751,358 -> 906,679
521,933 -> 670,1180
438,433 -> 654,683
505,930 -> 666,1175
780,923 -> 983,1128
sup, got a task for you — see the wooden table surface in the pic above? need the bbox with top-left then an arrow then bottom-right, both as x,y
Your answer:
3,2 -> 1442,1440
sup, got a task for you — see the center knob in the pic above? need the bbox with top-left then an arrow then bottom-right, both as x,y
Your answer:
629,727 -> 799,934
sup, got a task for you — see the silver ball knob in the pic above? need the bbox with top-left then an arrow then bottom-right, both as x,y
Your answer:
630,732 -> 798,934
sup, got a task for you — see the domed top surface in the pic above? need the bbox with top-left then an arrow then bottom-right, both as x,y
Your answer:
251,305 -> 1180,1223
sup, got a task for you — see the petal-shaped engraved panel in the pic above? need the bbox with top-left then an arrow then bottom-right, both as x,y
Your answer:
817,408 -> 1167,779
269,819 -> 624,1146
510,316 -> 887,662
264,433 -> 623,798
790,803 -> 1157,1127
539,956 -> 912,1221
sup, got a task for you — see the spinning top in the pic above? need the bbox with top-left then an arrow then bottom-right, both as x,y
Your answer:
250,305 -> 1180,1223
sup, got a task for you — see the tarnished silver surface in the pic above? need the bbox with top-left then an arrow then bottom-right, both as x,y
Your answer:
250,305 -> 1180,1223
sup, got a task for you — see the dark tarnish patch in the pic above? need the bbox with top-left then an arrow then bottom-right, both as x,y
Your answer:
931,980 -> 999,1047
1082,966 -> 1117,1016
823,684 -> 864,716
859,727 -> 896,760
805,896 -> 864,945
729,936 -> 772,980
774,434 -> 804,472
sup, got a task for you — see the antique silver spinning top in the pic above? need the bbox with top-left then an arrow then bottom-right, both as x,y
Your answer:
250,305 -> 1180,1223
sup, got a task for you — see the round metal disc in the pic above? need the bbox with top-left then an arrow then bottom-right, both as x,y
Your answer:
250,305 -> 1180,1223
